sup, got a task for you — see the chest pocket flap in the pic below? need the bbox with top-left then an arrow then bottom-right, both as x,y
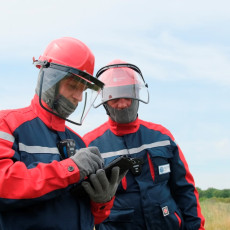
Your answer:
147,146 -> 173,183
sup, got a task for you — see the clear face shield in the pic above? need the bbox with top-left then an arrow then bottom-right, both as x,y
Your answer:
35,61 -> 104,125
93,63 -> 149,108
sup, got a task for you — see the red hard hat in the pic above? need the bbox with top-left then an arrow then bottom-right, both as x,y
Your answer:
93,59 -> 149,107
99,59 -> 139,87
36,37 -> 95,75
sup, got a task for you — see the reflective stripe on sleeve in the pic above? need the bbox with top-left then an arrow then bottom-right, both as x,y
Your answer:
0,131 -> 15,143
19,143 -> 59,154
101,140 -> 170,158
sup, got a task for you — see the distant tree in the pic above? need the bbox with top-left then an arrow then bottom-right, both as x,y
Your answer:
213,189 -> 221,197
221,189 -> 230,198
196,187 -> 230,199
205,188 -> 216,198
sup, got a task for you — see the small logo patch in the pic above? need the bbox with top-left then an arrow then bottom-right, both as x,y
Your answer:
162,206 -> 170,216
158,164 -> 170,175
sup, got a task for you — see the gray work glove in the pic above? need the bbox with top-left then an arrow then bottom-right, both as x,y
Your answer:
70,147 -> 104,180
82,166 -> 128,203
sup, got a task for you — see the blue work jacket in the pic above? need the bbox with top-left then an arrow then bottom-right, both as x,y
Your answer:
0,95 -> 112,230
84,118 -> 205,230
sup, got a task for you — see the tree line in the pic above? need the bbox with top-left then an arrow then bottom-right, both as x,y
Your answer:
196,187 -> 230,199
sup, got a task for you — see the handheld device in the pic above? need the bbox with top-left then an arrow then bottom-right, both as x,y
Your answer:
71,156 -> 135,197
103,155 -> 135,178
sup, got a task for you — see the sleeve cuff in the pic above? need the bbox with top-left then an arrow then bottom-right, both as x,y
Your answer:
59,158 -> 81,183
91,196 -> 115,212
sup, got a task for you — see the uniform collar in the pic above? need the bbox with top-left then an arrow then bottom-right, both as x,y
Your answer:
31,94 -> 66,132
108,117 -> 140,136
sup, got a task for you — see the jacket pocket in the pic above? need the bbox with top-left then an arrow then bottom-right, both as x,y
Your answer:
103,208 -> 134,223
147,147 -> 173,184
98,208 -> 135,230
159,200 -> 184,229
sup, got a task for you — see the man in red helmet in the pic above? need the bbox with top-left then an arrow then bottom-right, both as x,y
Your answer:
0,38 -> 124,229
83,59 -> 205,230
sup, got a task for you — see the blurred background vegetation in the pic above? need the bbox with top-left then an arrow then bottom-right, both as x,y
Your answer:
198,188 -> 230,229
197,187 -> 230,202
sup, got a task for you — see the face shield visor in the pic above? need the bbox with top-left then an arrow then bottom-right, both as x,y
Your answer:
35,61 -> 104,125
93,63 -> 149,108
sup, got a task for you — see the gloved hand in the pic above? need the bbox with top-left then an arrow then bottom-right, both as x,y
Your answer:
70,147 -> 104,180
82,166 -> 128,203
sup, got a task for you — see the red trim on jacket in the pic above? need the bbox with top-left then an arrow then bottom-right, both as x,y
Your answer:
0,156 -> 81,199
177,146 -> 205,230
147,153 -> 155,181
121,177 -> 127,190
85,118 -> 170,141
0,94 -> 114,225
174,212 -> 182,228
32,94 -> 66,132
0,103 -> 37,134
91,196 -> 115,224
84,117 -> 140,146
83,117 -> 205,229
0,95 -> 81,199
0,95 -> 66,133
139,119 -> 175,141
108,117 -> 140,136
140,120 -> 205,229
84,121 -> 110,146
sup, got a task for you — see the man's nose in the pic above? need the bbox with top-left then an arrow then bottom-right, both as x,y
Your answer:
117,98 -> 130,109
72,89 -> 83,102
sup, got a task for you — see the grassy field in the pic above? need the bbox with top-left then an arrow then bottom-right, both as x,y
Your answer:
200,198 -> 230,230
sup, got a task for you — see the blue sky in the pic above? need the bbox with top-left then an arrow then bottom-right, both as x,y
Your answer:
0,0 -> 229,190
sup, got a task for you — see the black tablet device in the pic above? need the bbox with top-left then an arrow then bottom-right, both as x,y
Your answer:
71,156 -> 134,197
103,155 -> 134,178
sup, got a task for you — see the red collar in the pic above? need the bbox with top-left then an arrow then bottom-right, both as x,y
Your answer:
31,94 -> 66,132
108,117 -> 140,136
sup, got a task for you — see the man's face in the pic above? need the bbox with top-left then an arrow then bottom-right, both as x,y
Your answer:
107,98 -> 132,110
59,77 -> 86,106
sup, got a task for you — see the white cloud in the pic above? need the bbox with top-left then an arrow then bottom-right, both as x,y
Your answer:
116,31 -> 230,85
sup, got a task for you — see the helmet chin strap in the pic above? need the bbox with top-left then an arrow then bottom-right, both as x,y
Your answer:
104,99 -> 139,124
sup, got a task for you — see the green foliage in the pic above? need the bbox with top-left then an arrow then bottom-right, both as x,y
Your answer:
197,187 -> 230,201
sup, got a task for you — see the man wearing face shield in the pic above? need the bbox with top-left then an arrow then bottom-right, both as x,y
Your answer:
83,60 -> 205,230
0,38 -> 123,230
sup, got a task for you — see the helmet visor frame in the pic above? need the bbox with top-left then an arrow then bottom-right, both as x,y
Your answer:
93,63 -> 149,108
36,61 -> 104,125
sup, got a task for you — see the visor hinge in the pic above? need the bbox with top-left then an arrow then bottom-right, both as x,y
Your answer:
33,57 -> 50,68
41,60 -> 50,68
